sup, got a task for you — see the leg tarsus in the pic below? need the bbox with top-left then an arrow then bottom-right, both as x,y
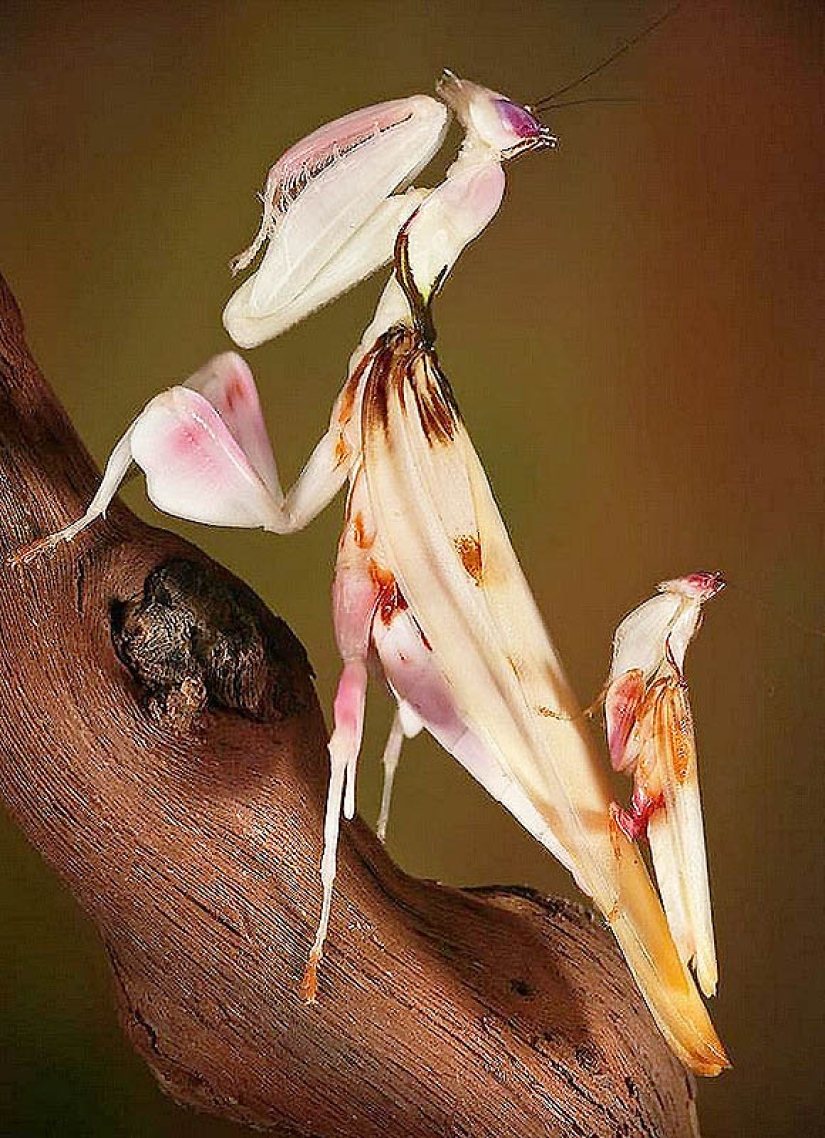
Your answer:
299,948 -> 321,1004
9,509 -> 103,567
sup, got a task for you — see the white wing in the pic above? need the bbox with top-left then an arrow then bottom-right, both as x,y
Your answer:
361,334 -> 728,1075
648,679 -> 718,997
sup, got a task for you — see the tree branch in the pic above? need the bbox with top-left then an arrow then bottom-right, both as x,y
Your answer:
0,272 -> 700,1137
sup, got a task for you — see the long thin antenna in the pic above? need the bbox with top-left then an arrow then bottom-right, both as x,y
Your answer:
533,3 -> 682,111
543,96 -> 645,110
726,581 -> 825,642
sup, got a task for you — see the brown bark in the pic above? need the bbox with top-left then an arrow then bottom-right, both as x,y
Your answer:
0,271 -> 700,1137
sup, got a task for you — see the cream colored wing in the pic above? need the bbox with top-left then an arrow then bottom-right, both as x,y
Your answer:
649,680 -> 718,997
361,336 -> 727,1075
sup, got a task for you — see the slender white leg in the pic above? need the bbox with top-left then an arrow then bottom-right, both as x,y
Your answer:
13,430 -> 134,564
301,658 -> 367,1001
376,709 -> 405,843
276,424 -> 351,535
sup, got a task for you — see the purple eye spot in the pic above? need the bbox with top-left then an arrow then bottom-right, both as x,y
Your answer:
495,98 -> 541,139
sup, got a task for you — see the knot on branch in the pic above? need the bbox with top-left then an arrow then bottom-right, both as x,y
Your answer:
111,557 -> 313,730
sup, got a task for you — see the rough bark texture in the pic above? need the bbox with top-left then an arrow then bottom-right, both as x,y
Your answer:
0,272 -> 700,1137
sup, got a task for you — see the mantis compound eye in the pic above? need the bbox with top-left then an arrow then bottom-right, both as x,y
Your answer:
494,98 -> 545,140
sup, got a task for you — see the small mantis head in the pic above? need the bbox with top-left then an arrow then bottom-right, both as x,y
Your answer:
437,71 -> 557,159
658,572 -> 726,604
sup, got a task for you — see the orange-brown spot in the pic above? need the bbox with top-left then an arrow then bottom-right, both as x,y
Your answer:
337,371 -> 360,426
352,511 -> 372,550
222,376 -> 246,413
455,535 -> 482,584
368,560 -> 408,625
368,559 -> 394,592
334,434 -> 351,467
380,586 -> 408,625
608,805 -> 625,863
666,685 -> 695,784
538,706 -> 553,718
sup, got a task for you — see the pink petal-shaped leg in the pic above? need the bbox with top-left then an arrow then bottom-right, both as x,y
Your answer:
129,386 -> 283,528
13,353 -> 364,565
604,669 -> 646,772
186,352 -> 280,494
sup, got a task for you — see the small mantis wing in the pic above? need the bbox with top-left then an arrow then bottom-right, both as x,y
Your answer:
224,95 -> 449,344
649,676 -> 718,998
361,339 -> 728,1075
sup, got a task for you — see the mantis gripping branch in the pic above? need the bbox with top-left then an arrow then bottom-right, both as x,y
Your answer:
7,66 -> 729,1127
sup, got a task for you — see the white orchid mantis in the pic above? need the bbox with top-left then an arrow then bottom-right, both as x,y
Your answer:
16,73 -> 729,1076
605,571 -> 725,999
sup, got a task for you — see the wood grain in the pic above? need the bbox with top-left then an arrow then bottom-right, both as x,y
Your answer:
0,271 -> 699,1136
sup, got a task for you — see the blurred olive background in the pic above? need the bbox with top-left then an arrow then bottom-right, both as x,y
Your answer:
1,1 -> 822,1135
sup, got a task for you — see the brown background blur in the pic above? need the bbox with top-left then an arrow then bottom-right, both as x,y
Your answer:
1,2 -> 822,1135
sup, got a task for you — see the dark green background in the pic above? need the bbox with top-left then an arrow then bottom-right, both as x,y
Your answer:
1,2 -> 823,1134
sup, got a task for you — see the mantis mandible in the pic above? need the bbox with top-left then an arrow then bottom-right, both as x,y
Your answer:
16,71 -> 728,1076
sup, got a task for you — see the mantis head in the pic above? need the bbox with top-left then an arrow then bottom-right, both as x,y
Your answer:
658,572 -> 726,604
437,71 -> 558,159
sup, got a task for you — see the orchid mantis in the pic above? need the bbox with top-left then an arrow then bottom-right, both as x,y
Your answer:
605,571 -> 725,999
17,73 -> 729,1076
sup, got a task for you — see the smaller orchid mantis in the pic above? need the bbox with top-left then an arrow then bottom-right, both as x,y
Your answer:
605,571 -> 725,999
